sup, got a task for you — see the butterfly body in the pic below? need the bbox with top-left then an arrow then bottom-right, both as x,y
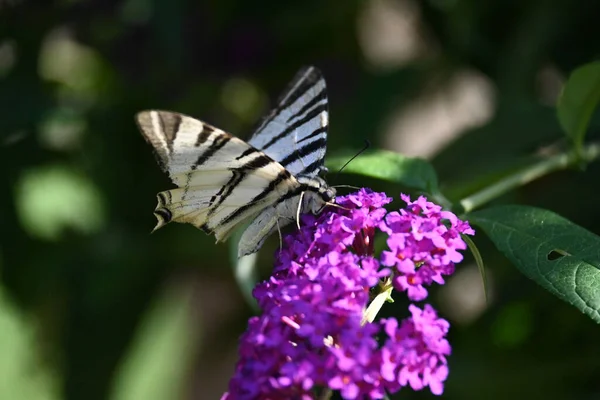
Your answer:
136,67 -> 334,258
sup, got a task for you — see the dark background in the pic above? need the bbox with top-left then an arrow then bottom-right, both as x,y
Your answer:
1,0 -> 600,399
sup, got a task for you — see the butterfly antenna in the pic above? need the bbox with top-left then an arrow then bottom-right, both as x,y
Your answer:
332,184 -> 361,190
326,202 -> 350,211
334,139 -> 371,179
276,218 -> 283,250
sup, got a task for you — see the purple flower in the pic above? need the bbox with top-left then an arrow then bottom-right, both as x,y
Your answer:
380,194 -> 474,300
381,304 -> 451,396
224,189 -> 473,399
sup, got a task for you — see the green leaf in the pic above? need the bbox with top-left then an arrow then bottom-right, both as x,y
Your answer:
109,282 -> 198,400
15,164 -> 106,241
469,205 -> 600,323
229,225 -> 259,311
326,149 -> 439,193
557,61 -> 600,150
0,286 -> 60,400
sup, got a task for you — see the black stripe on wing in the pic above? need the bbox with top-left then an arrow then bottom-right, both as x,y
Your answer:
193,135 -> 231,169
286,87 -> 326,124
195,125 -> 214,147
299,158 -> 323,177
298,126 -> 327,144
278,67 -> 323,111
235,147 -> 258,160
207,154 -> 274,214
219,168 -> 293,227
154,192 -> 172,223
208,170 -> 244,208
182,131 -> 232,200
261,102 -> 327,150
252,67 -> 324,135
279,136 -> 327,169
148,111 -> 182,156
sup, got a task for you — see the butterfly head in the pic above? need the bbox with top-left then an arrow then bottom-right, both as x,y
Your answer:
297,175 -> 336,215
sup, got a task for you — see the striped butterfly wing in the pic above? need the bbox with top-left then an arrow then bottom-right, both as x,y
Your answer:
248,66 -> 329,178
136,110 -> 301,243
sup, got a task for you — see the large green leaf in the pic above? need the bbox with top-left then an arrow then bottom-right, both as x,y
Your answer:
557,61 -> 600,150
109,282 -> 198,400
0,287 -> 60,400
469,205 -> 600,323
326,150 -> 439,193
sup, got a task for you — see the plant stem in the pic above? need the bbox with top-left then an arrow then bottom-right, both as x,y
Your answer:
362,279 -> 394,325
459,141 -> 600,213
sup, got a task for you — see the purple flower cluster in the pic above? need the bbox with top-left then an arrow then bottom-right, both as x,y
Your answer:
381,194 -> 475,301
223,189 -> 474,400
380,305 -> 451,395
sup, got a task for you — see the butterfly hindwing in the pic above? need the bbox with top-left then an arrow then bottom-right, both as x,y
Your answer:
248,66 -> 329,178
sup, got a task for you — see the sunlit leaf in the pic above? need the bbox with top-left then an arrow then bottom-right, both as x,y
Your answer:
15,164 -> 106,240
38,107 -> 87,151
0,39 -> 17,78
0,287 -> 60,400
326,149 -> 439,193
38,28 -> 114,103
220,77 -> 267,124
557,61 -> 600,150
110,282 -> 198,400
469,205 -> 600,323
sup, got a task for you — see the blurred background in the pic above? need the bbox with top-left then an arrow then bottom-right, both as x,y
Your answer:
1,0 -> 600,399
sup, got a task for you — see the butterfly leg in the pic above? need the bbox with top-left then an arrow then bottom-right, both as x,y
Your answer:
296,191 -> 305,230
276,218 -> 283,251
237,205 -> 292,258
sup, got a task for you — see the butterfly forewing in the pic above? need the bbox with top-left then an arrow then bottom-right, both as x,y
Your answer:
136,110 -> 301,243
248,66 -> 329,178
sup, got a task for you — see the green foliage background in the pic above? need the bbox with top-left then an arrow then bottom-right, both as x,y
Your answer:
1,0 -> 600,399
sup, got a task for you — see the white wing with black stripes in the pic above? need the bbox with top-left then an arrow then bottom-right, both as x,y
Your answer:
136,67 -> 335,258
248,66 -> 329,178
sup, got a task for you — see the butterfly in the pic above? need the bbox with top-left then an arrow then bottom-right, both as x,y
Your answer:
135,66 -> 336,258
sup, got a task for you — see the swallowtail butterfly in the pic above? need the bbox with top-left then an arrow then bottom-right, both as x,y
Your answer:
135,66 -> 335,258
